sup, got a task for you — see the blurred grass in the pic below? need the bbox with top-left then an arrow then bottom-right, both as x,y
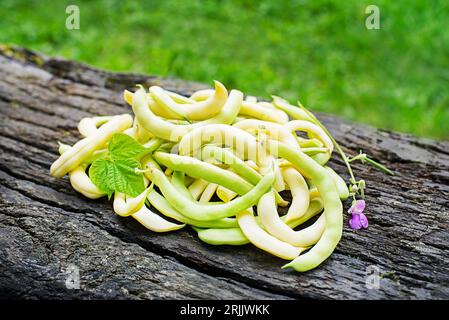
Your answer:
1,0 -> 448,139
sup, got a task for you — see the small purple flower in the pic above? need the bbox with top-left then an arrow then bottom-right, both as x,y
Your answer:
348,199 -> 365,214
349,212 -> 369,229
348,200 -> 369,230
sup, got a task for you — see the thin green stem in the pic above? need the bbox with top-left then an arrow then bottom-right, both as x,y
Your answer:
348,153 -> 394,176
364,157 -> 394,176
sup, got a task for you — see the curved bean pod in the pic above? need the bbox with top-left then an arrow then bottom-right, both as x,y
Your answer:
193,226 -> 248,245
50,114 -> 133,177
69,166 -> 106,199
76,115 -> 161,158
236,208 -> 306,260
132,205 -> 185,232
178,124 -> 260,162
125,88 -> 194,106
273,159 -> 286,191
154,152 -> 253,196
267,140 -> 343,272
233,119 -> 298,147
297,137 -> 324,148
232,116 -> 251,124
147,190 -> 238,228
170,171 -> 236,205
58,143 -> 105,199
284,194 -> 323,226
113,187 -> 152,217
287,120 -> 333,152
148,92 -> 197,120
78,116 -> 113,138
258,190 -> 325,247
245,159 -> 260,171
200,145 -> 260,184
281,166 -> 310,222
165,90 -> 196,104
240,101 -> 289,124
286,120 -> 333,164
199,145 -> 288,206
186,178 -> 208,200
195,198 -> 324,245
150,81 -> 228,121
188,90 -> 288,123
216,186 -> 238,202
110,174 -> 185,231
272,96 -> 314,122
325,166 -> 350,200
232,119 -> 296,190
199,183 -> 218,203
180,123 -> 327,195
133,117 -> 154,142
147,96 -> 187,120
190,89 -> 213,101
132,86 -> 242,142
148,164 -> 275,221
272,98 -> 334,165
124,88 -> 195,119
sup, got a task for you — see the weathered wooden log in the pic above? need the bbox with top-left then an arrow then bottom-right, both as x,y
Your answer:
0,46 -> 448,299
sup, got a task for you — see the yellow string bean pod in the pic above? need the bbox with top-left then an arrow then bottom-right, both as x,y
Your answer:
50,114 -> 133,178
267,140 -> 343,272
148,164 -> 275,221
149,81 -> 228,121
131,86 -> 243,142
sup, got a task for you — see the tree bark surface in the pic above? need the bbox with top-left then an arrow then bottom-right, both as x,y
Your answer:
0,46 -> 448,299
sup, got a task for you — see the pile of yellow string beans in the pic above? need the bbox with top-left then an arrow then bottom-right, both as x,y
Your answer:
50,81 -> 350,272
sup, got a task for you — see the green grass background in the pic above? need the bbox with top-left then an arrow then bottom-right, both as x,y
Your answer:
1,0 -> 448,139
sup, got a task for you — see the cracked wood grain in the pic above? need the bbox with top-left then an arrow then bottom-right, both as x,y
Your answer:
0,46 -> 448,299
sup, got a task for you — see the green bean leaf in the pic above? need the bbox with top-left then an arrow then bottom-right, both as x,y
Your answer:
89,157 -> 145,198
108,133 -> 148,160
88,134 -> 149,198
